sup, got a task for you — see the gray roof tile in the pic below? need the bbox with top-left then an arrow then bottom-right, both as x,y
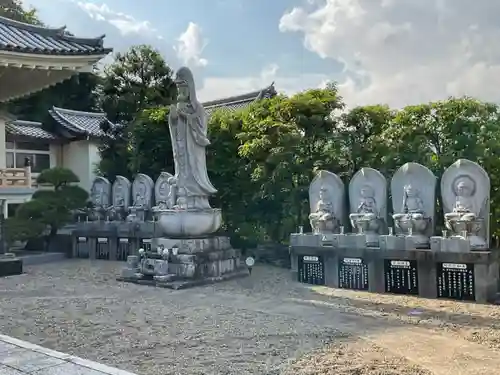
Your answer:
203,84 -> 277,117
49,106 -> 113,138
5,120 -> 59,140
0,16 -> 111,55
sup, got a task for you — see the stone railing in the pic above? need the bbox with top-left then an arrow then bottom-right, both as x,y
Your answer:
0,167 -> 31,188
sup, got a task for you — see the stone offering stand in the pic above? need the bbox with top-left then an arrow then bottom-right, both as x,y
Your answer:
290,161 -> 500,303
71,67 -> 249,289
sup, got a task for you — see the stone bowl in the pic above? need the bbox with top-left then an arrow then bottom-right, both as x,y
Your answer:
349,213 -> 379,233
153,208 -> 222,237
447,217 -> 483,236
392,214 -> 429,234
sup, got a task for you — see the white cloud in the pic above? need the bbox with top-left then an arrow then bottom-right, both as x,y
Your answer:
76,2 -> 158,37
174,22 -> 208,67
197,63 -> 329,102
278,0 -> 500,107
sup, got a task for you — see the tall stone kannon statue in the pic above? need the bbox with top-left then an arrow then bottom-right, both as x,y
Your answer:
153,67 -> 222,237
169,67 -> 217,209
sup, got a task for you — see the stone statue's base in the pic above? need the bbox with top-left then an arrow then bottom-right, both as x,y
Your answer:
430,236 -> 472,252
0,254 -> 22,277
117,236 -> 249,289
379,235 -> 405,250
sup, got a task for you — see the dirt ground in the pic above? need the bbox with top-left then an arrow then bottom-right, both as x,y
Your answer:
0,260 -> 499,374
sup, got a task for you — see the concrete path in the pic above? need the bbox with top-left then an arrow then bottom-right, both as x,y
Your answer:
0,334 -> 137,375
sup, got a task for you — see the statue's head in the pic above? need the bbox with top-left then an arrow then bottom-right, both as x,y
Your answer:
175,67 -> 196,104
455,176 -> 475,197
360,185 -> 374,198
404,184 -> 417,197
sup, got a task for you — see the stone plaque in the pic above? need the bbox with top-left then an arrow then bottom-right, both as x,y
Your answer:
384,260 -> 418,295
96,238 -> 109,260
338,257 -> 368,290
436,262 -> 475,301
117,238 -> 130,261
141,238 -> 152,252
298,255 -> 325,285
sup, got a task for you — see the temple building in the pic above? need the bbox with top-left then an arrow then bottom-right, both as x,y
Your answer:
6,106 -> 112,196
0,15 -> 111,216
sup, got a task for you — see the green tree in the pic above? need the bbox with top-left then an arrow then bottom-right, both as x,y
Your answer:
128,107 -> 174,178
14,168 -> 88,247
0,0 -> 41,24
232,85 -> 345,242
381,97 -> 500,233
98,45 -> 177,179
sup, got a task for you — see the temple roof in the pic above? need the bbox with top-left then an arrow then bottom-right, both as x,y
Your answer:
202,83 -> 277,117
5,120 -> 59,140
48,107 -> 113,138
0,16 -> 111,55
6,84 -> 277,142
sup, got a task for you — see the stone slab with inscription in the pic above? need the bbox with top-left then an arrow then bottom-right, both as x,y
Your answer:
384,259 -> 419,295
436,262 -> 475,301
298,255 -> 325,285
338,257 -> 369,290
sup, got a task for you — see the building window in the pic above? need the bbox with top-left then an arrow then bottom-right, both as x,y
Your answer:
15,153 -> 50,173
6,152 -> 14,168
15,141 -> 50,151
5,141 -> 51,173
7,204 -> 20,218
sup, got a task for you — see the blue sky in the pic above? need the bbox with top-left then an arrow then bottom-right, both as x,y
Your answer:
20,0 -> 500,107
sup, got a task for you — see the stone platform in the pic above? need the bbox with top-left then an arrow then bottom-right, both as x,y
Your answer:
117,268 -> 249,289
71,221 -> 158,260
0,255 -> 22,277
117,236 -> 249,289
0,333 -> 137,374
290,235 -> 500,303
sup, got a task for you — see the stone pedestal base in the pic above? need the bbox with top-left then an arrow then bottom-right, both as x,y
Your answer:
290,244 -> 499,303
379,235 -> 405,250
430,236 -> 471,252
117,236 -> 249,289
333,234 -> 366,249
290,233 -> 322,247
0,254 -> 22,277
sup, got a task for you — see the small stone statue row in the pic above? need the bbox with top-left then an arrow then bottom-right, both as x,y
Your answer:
308,159 -> 490,250
89,171 -> 177,222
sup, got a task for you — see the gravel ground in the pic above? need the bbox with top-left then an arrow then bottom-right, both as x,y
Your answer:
282,339 -> 431,375
0,260 -> 498,374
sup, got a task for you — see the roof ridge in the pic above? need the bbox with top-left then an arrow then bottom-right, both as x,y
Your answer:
205,96 -> 261,108
49,108 -> 87,133
52,106 -> 107,117
8,120 -> 42,127
0,16 -> 105,47
202,84 -> 273,107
